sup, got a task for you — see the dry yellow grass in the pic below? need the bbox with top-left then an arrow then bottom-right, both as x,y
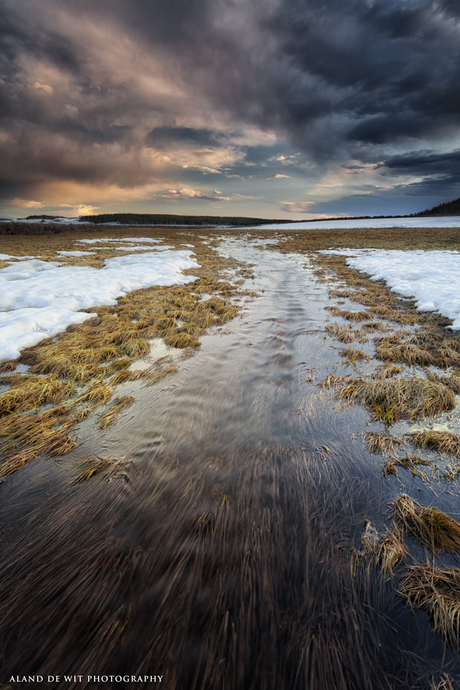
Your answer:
393,495 -> 460,555
339,347 -> 369,365
400,565 -> 460,649
97,396 -> 135,429
324,323 -> 356,343
373,528 -> 406,575
337,376 -> 455,426
364,432 -> 403,457
408,430 -> 460,457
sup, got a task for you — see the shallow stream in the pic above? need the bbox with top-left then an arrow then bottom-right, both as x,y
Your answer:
0,239 -> 459,689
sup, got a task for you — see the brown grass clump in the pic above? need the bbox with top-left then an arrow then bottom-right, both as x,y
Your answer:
392,495 -> 460,555
0,407 -> 75,476
339,347 -> 369,365
318,374 -> 350,390
364,432 -> 403,457
376,333 -> 460,369
441,373 -> 460,393
373,364 -> 402,380
431,674 -> 455,690
0,376 -> 72,415
326,307 -> 369,321
71,455 -> 125,484
97,396 -> 135,429
408,430 -> 460,457
361,321 -> 385,332
382,455 -> 430,478
400,565 -> 460,649
373,528 -> 406,575
0,360 -> 18,373
324,323 -> 356,343
337,376 -> 455,426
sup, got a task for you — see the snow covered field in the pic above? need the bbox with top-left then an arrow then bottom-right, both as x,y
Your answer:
322,248 -> 460,329
0,248 -> 199,362
256,216 -> 460,231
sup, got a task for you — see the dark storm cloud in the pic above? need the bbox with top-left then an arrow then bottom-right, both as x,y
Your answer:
146,127 -> 226,149
379,149 -> 460,198
1,0 -> 460,208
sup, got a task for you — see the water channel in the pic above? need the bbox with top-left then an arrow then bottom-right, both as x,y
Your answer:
0,238 -> 458,689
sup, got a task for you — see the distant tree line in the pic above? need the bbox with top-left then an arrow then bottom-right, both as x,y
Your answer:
77,213 -> 287,226
414,198 -> 460,217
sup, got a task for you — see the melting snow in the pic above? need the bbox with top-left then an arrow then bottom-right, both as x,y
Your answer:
321,248 -> 460,329
0,250 -> 199,362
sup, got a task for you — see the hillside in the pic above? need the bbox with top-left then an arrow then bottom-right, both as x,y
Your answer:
416,198 -> 460,216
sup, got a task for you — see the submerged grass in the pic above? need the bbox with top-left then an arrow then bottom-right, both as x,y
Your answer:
393,495 -> 460,555
339,347 -> 369,365
97,396 -> 135,429
373,528 -> 406,576
324,323 -> 356,343
400,565 -> 460,649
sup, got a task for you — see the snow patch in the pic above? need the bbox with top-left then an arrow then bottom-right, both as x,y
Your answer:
0,250 -> 199,362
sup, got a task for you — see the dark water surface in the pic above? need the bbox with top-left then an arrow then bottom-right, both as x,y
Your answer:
0,240 -> 458,689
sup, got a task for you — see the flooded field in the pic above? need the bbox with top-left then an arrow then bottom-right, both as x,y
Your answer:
1,235 -> 460,689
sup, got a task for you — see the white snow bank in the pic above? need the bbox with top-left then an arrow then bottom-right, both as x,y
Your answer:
0,250 -> 199,362
57,250 -> 94,257
254,216 -> 460,231
114,245 -> 172,252
320,248 -> 460,329
77,237 -> 161,244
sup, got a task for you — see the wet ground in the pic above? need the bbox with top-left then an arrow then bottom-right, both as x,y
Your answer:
0,239 -> 459,689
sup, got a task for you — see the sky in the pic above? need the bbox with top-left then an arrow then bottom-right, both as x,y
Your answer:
1,0 -> 460,220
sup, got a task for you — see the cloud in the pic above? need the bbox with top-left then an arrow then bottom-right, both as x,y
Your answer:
1,0 -> 460,216
8,198 -> 44,209
281,201 -> 316,214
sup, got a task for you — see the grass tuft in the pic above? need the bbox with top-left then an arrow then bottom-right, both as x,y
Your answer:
408,430 -> 460,457
400,565 -> 460,648
373,528 -> 406,575
324,323 -> 356,343
97,396 -> 135,429
339,347 -> 369,365
337,376 -> 455,426
392,495 -> 460,555
364,432 -> 402,457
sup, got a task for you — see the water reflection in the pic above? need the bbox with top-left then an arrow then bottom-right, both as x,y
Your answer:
0,241 -> 458,688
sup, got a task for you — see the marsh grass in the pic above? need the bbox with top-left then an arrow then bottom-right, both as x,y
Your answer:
400,565 -> 460,649
337,377 -> 455,426
408,430 -> 460,457
326,307 -> 370,321
375,333 -> 460,369
318,373 -> 351,390
382,455 -> 431,479
373,528 -> 406,575
431,674 -> 455,690
339,347 -> 370,365
72,455 -> 126,484
0,228 -> 253,475
373,364 -> 402,380
97,396 -> 135,429
0,375 -> 72,415
0,407 -> 75,476
364,432 -> 403,457
392,495 -> 460,555
324,323 -> 356,343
